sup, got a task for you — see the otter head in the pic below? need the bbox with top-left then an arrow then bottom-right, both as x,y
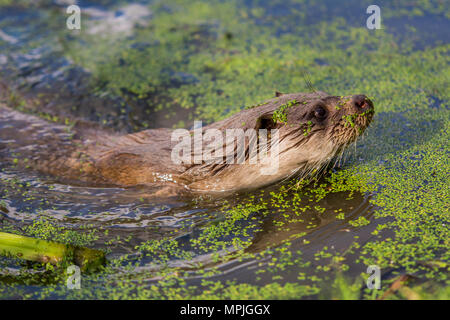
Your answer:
300,93 -> 375,147
184,91 -> 374,192
269,91 -> 374,144
253,91 -> 375,178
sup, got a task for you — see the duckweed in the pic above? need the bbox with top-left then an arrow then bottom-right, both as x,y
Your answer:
0,0 -> 448,299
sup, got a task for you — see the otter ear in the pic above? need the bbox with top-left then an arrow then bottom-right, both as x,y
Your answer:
275,91 -> 285,97
255,113 -> 277,131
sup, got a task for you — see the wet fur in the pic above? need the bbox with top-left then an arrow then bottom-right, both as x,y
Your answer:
0,91 -> 374,194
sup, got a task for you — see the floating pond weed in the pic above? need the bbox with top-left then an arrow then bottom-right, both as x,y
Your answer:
0,0 -> 448,299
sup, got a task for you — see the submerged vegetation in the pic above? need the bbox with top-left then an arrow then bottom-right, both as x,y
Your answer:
0,0 -> 449,299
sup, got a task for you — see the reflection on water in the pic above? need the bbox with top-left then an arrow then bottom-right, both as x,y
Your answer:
0,155 -> 373,289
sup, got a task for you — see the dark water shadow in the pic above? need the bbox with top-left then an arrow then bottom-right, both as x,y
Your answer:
384,14 -> 450,51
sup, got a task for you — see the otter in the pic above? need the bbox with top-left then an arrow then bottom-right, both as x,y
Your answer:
0,91 -> 374,195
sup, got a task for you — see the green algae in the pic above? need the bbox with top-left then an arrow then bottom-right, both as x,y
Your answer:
49,0 -> 448,127
302,120 -> 313,136
0,0 -> 449,299
272,99 -> 299,124
0,174 -> 372,299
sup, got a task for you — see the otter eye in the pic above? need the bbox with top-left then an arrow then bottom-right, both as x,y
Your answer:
314,106 -> 327,119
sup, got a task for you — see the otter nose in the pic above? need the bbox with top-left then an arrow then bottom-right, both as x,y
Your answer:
351,95 -> 372,111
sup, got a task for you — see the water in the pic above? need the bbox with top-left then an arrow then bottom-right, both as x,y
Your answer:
0,154 -> 374,296
0,0 -> 447,299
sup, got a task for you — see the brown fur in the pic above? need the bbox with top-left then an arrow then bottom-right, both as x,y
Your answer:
0,91 -> 374,194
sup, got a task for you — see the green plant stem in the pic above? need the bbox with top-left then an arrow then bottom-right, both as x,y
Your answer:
0,231 -> 105,272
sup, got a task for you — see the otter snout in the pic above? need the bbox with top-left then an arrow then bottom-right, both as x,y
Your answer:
351,95 -> 373,113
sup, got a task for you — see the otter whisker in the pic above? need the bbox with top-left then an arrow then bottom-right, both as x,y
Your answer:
301,68 -> 317,93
